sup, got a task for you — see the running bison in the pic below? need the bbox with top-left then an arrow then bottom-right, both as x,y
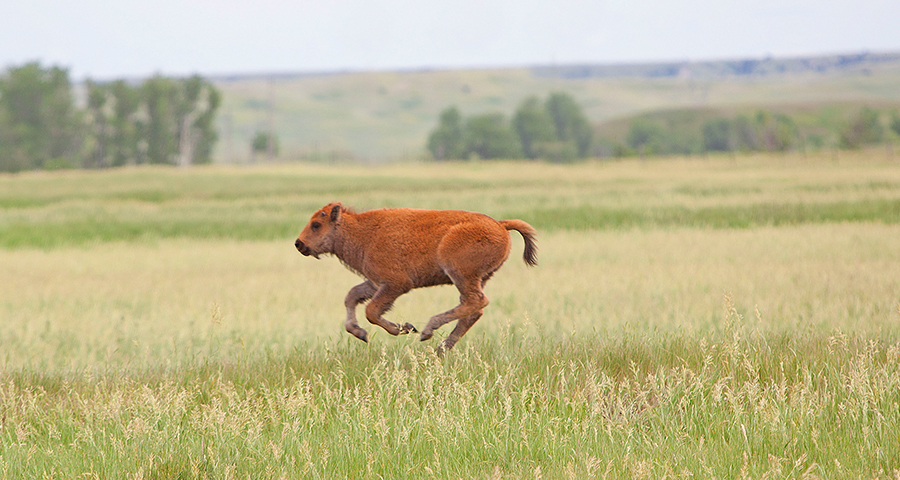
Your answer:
294,202 -> 537,352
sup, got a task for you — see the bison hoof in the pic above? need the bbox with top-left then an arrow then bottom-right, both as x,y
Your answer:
351,329 -> 368,343
399,322 -> 418,334
419,330 -> 433,342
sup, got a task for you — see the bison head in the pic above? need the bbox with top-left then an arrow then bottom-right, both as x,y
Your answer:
295,202 -> 343,259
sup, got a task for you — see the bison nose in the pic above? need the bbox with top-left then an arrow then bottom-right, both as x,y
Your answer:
295,239 -> 313,256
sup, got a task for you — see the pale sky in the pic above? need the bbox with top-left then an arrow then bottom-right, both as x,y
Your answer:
2,0 -> 898,80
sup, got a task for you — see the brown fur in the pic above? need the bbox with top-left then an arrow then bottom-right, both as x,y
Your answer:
295,202 -> 537,352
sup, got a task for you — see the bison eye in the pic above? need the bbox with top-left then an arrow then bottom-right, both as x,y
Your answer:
311,221 -> 321,231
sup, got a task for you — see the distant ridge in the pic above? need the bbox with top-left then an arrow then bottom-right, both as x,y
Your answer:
533,51 -> 900,79
210,51 -> 900,83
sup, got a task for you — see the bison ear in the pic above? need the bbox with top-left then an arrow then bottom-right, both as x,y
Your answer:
329,204 -> 342,223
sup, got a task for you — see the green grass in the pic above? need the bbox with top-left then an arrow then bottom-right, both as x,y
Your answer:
3,150 -> 900,249
2,153 -> 900,477
6,196 -> 900,249
515,197 -> 900,230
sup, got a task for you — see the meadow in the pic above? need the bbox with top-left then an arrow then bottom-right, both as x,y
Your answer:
1,151 -> 900,478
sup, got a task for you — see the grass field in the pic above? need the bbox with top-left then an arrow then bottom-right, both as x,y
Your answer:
1,152 -> 900,478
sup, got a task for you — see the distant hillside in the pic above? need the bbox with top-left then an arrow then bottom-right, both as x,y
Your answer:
531,51 -> 900,79
212,51 -> 900,163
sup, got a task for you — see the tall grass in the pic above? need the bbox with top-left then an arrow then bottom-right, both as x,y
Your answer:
2,324 -> 899,478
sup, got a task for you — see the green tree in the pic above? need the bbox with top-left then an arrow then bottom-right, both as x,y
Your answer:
512,96 -> 555,159
252,130 -> 279,157
463,113 -> 522,160
173,75 -> 220,166
773,114 -> 799,151
0,64 -> 219,171
626,119 -> 666,155
108,76 -> 219,167
109,80 -> 141,166
0,108 -> 28,172
840,107 -> 884,149
85,79 -> 109,168
138,75 -> 221,166
545,92 -> 592,157
0,62 -> 82,171
427,106 -> 465,160
754,111 -> 797,152
191,86 -> 221,164
891,111 -> 900,138
702,118 -> 733,152
732,115 -> 759,151
143,76 -> 178,164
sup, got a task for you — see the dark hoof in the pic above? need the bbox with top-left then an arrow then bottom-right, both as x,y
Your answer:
351,330 -> 368,343
419,331 -> 433,342
399,322 -> 418,334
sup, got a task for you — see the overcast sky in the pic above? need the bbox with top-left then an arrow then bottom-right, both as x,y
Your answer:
2,0 -> 898,80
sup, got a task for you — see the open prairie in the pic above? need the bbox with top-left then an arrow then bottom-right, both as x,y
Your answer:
1,152 -> 900,478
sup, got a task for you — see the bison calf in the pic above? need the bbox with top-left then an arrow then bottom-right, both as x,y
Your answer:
295,202 -> 537,352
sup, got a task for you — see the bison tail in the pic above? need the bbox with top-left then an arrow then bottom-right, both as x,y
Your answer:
499,219 -> 538,267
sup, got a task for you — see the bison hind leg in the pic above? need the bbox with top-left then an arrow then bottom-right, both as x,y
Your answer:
435,310 -> 484,355
419,283 -> 488,343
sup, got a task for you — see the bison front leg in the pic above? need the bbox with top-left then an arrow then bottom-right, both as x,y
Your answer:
364,283 -> 418,336
344,280 -> 377,342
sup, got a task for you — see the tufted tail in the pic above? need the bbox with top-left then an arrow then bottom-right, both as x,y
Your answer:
499,219 -> 537,267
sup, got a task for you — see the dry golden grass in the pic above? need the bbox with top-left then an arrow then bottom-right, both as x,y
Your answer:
2,224 -> 898,372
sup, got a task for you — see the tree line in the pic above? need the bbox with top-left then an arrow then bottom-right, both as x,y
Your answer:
611,107 -> 900,157
428,93 -> 900,161
0,62 -> 220,173
428,92 -> 592,162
